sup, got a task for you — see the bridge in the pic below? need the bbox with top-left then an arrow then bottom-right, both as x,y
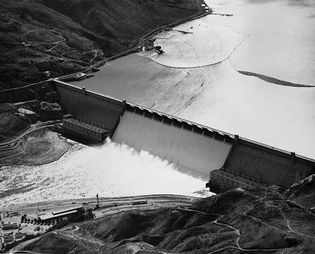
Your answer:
1,79 -> 314,192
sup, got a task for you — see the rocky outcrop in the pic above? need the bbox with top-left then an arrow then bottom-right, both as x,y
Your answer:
0,112 -> 29,142
284,174 -> 315,209
0,85 -> 62,141
16,107 -> 39,124
39,101 -> 62,121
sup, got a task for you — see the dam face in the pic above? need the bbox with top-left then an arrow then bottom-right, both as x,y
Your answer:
113,104 -> 233,178
222,138 -> 315,189
55,82 -> 125,133
51,80 -> 314,190
1,79 -> 314,192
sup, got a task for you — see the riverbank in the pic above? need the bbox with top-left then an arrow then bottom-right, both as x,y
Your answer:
58,2 -> 211,81
0,129 -> 71,167
0,139 -> 209,211
5,188 -> 315,254
0,0 -> 209,90
1,194 -> 199,253
1,194 -> 198,213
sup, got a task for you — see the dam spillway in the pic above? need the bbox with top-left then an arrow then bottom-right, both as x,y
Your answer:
113,103 -> 233,178
49,79 -> 315,191
1,79 -> 314,192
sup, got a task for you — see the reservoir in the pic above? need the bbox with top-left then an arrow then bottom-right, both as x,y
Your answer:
1,0 -> 315,209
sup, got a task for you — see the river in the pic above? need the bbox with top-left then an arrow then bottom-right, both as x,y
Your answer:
0,140 -> 207,210
1,0 -> 315,210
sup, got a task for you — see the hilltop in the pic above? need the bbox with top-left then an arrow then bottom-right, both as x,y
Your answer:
17,186 -> 315,254
0,0 -> 204,90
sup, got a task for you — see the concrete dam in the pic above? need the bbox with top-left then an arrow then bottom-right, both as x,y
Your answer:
1,79 -> 315,192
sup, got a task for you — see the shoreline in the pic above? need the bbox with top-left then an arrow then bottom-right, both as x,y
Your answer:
0,128 -> 72,167
56,2 -> 212,82
0,193 -> 200,212
0,1 -> 211,92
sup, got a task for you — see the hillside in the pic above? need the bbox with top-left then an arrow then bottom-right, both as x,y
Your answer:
284,174 -> 315,210
21,188 -> 315,254
0,0 -> 204,90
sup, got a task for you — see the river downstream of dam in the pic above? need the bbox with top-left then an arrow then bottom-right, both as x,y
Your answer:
1,0 -> 315,210
0,140 -> 208,210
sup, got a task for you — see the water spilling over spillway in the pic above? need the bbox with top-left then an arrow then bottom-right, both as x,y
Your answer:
1,0 -> 315,209
72,0 -> 315,159
0,140 -> 207,210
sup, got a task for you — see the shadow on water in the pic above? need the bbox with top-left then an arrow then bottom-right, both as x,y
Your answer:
238,71 -> 315,88
245,0 -> 313,7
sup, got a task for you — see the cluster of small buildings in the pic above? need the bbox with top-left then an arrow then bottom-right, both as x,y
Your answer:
0,222 -> 26,251
1,206 -> 94,251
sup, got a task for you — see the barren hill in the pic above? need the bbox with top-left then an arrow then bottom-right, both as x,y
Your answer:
22,188 -> 315,254
0,0 -> 204,90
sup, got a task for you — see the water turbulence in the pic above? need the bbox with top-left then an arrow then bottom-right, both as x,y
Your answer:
0,139 -> 207,210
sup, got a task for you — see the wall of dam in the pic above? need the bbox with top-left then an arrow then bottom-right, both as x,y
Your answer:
222,138 -> 315,188
52,80 -> 313,188
1,79 -> 314,190
54,80 -> 125,136
112,103 -> 234,177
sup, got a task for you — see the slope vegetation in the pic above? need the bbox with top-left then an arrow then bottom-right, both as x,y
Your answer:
0,0 -> 203,90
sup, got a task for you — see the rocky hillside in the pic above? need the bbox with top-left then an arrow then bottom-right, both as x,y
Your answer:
285,174 -> 315,210
0,83 -> 62,141
0,0 -> 204,90
21,188 -> 315,254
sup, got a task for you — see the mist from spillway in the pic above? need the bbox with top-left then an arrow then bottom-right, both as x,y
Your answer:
0,140 -> 207,210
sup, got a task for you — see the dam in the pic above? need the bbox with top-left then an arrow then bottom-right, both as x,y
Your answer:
1,79 -> 314,192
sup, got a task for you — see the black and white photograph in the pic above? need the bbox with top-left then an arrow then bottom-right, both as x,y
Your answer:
0,0 -> 314,253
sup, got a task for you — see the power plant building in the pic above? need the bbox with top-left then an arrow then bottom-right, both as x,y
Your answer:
63,118 -> 108,143
37,206 -> 84,225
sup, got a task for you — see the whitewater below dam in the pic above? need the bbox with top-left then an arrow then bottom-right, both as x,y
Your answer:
1,0 -> 315,209
0,140 -> 207,210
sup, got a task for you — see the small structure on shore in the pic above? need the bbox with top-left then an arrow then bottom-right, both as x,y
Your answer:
142,38 -> 156,51
0,223 -> 26,251
142,38 -> 164,54
154,46 -> 164,55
